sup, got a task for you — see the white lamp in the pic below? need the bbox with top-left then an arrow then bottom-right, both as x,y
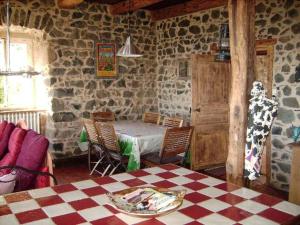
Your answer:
116,0 -> 142,58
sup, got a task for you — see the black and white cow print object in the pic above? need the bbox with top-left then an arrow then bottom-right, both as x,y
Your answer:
244,81 -> 278,180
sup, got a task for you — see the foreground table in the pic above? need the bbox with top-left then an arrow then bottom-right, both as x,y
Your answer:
1,164 -> 300,225
114,120 -> 167,171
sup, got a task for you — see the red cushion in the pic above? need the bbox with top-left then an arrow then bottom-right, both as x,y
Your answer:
0,128 -> 27,174
0,123 -> 15,159
14,130 -> 49,191
0,121 -> 8,139
34,167 -> 50,188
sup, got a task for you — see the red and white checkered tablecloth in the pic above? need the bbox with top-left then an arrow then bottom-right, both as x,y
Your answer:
0,164 -> 300,225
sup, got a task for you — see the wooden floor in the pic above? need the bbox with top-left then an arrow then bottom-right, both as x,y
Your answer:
53,155 -> 288,201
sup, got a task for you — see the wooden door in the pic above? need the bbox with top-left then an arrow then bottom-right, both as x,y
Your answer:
255,40 -> 275,180
191,55 -> 231,170
191,41 -> 274,172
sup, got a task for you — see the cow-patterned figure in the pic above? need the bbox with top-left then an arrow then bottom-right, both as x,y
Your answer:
244,81 -> 278,180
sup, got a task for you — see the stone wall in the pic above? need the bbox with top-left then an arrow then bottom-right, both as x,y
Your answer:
1,0 -> 299,191
156,6 -> 228,122
0,0 -> 157,158
257,0 -> 300,191
155,0 -> 300,191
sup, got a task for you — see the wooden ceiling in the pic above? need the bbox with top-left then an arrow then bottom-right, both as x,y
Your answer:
58,0 -> 227,21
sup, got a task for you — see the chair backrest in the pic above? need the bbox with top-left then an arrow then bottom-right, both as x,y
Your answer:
83,118 -> 101,144
96,122 -> 120,153
143,112 -> 160,125
163,117 -> 184,128
92,111 -> 115,122
160,126 -> 194,160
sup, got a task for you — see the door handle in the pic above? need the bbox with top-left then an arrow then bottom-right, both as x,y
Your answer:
194,108 -> 201,112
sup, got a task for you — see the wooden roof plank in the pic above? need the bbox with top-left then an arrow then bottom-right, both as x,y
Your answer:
151,0 -> 227,21
57,0 -> 85,8
110,0 -> 164,15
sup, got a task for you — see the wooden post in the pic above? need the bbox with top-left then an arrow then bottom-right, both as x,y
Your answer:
226,0 -> 256,185
289,143 -> 300,205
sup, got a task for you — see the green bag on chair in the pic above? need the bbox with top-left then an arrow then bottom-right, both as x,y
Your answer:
80,128 -> 87,143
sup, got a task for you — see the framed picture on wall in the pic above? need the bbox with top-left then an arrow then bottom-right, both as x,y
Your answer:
95,43 -> 117,78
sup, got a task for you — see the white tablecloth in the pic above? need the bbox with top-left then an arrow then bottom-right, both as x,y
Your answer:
113,120 -> 167,170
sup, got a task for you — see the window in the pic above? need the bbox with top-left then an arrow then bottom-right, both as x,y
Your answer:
0,32 -> 46,109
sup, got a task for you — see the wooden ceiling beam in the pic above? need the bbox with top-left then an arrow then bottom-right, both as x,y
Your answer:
110,0 -> 164,15
57,0 -> 84,9
151,0 -> 227,21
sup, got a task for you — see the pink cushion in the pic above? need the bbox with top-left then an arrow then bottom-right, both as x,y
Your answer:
14,130 -> 49,191
34,167 -> 50,188
0,121 -> 8,139
0,128 -> 27,174
0,123 -> 15,159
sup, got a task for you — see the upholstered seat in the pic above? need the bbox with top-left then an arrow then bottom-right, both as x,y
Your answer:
0,124 -> 55,192
0,121 -> 8,138
0,122 -> 16,159
14,130 -> 50,191
0,128 -> 27,174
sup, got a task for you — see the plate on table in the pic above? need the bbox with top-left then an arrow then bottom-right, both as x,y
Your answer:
107,186 -> 186,218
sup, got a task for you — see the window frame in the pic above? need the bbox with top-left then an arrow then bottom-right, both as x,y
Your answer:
0,32 -> 40,110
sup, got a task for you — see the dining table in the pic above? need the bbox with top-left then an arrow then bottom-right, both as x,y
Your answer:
0,164 -> 300,225
113,120 -> 167,171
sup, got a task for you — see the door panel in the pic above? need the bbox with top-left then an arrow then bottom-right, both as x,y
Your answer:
191,55 -> 230,170
255,43 -> 274,178
191,41 -> 274,174
192,124 -> 229,169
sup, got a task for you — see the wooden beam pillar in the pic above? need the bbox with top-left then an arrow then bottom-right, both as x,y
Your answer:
151,0 -> 227,21
226,0 -> 256,185
57,0 -> 84,9
110,0 -> 164,15
289,143 -> 300,205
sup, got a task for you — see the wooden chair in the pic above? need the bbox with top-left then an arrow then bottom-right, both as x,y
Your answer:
95,122 -> 127,175
143,112 -> 160,125
162,117 -> 184,128
141,126 -> 194,167
91,111 -> 115,122
83,119 -> 110,176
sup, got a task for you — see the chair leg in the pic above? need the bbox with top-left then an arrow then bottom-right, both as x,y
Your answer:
88,144 -> 91,171
109,162 -> 121,176
89,155 -> 105,175
102,164 -> 111,177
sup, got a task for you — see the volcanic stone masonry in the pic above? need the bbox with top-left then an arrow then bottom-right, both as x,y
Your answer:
155,0 -> 300,191
0,0 -> 299,191
0,0 -> 158,158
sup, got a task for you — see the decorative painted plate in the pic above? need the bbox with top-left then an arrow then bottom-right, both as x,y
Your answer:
107,186 -> 186,218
